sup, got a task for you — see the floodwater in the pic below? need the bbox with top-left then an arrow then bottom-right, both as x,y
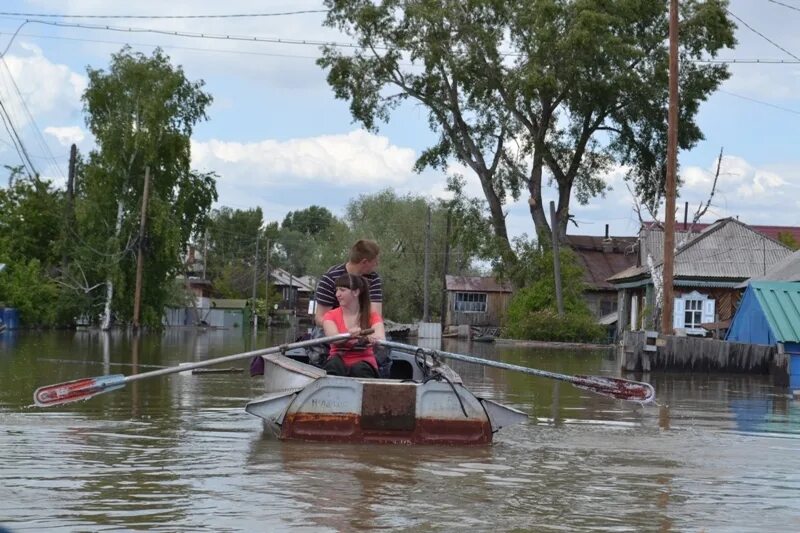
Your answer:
1,329 -> 799,532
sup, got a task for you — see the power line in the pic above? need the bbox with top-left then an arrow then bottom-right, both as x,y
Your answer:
766,0 -> 800,13
0,10 -> 329,20
718,88 -> 800,115
725,9 -> 800,61
2,18 -> 375,51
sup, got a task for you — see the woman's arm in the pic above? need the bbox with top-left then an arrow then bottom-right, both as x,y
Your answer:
322,319 -> 339,337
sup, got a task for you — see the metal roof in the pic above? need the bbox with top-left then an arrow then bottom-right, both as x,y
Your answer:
751,281 -> 800,343
747,249 -> 800,283
610,218 -> 793,283
566,235 -> 638,290
270,268 -> 316,292
445,275 -> 513,292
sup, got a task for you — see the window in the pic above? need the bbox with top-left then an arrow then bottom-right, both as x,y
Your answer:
454,292 -> 487,313
673,291 -> 715,335
684,298 -> 703,329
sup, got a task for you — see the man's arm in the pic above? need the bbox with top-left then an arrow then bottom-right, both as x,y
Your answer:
315,303 -> 332,327
371,302 -> 383,318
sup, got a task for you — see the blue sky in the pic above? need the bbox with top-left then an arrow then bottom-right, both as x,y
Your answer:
0,0 -> 798,242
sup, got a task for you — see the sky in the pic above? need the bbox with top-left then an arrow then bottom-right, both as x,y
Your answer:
0,0 -> 799,242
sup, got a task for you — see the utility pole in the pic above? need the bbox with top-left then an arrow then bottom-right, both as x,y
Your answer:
440,209 -> 451,332
422,205 -> 431,322
661,0 -> 679,335
264,238 -> 270,327
132,167 -> 151,330
61,143 -> 77,271
252,234 -> 259,331
550,201 -> 564,316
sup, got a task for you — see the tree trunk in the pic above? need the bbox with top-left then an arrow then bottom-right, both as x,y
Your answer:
101,198 -> 125,330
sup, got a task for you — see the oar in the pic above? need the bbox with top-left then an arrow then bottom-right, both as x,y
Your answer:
33,332 -> 358,408
380,340 -> 656,404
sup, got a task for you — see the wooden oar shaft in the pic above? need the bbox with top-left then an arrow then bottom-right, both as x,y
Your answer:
122,332 -> 354,385
34,331 -> 360,407
380,339 -> 655,403
381,339 -> 576,383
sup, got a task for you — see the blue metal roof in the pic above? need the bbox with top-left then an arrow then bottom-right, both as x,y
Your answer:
751,281 -> 800,343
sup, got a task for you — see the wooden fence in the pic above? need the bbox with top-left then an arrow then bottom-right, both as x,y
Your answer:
622,330 -> 777,374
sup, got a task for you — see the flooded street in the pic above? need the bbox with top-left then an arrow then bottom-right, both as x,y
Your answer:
1,329 -> 799,532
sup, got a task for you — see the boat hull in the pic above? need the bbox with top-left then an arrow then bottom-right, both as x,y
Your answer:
245,352 -> 527,445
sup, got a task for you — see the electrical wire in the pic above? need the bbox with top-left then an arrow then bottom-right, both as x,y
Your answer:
0,10 -> 330,20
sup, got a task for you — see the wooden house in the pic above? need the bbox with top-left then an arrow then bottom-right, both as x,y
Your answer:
566,230 -> 638,319
444,275 -> 513,328
270,268 -> 316,321
608,218 -> 793,338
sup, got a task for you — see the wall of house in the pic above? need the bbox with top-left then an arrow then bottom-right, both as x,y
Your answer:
445,292 -> 511,327
584,290 -> 618,319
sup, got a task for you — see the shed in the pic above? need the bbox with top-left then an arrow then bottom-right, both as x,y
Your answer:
726,281 -> 800,389
445,275 -> 513,328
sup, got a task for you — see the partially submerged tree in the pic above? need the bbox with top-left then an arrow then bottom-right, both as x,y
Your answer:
319,0 -> 735,265
80,47 -> 217,328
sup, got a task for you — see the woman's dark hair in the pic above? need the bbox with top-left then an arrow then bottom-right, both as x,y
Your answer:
335,273 -> 371,329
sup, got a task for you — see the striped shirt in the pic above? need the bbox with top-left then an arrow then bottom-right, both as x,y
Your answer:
314,263 -> 382,309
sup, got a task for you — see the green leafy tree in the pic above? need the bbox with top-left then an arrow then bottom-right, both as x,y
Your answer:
344,189 -> 475,322
79,46 -> 217,328
277,206 -> 352,276
505,248 -> 604,342
319,0 -> 735,264
777,232 -> 799,251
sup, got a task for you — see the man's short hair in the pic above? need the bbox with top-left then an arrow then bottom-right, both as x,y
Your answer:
349,239 -> 379,263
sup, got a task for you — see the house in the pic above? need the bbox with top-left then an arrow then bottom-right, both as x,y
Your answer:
725,281 -> 800,389
566,229 -> 638,319
270,268 -> 316,320
608,218 -> 793,337
444,275 -> 513,328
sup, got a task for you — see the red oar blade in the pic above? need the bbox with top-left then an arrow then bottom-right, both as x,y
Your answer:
573,375 -> 655,404
34,374 -> 127,407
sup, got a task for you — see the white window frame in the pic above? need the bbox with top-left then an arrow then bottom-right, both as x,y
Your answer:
673,290 -> 715,335
454,292 -> 488,313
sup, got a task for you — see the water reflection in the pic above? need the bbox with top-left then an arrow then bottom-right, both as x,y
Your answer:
1,329 -> 799,532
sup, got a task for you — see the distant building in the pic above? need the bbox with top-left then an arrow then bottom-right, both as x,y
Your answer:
609,218 -> 794,337
444,275 -> 513,328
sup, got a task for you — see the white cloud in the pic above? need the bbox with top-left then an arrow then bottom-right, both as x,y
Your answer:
44,126 -> 86,146
192,129 -> 418,186
2,43 -> 87,122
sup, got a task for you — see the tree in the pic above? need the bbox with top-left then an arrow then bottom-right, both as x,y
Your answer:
344,189 -> 475,322
80,46 -> 217,328
277,206 -> 352,276
505,248 -> 604,342
319,0 -> 735,264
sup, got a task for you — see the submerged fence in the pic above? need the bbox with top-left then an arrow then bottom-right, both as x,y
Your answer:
621,330 -> 777,374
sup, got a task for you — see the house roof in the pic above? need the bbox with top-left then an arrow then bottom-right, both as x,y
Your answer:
209,298 -> 248,309
610,218 -> 793,283
270,268 -> 316,292
643,220 -> 800,246
751,281 -> 800,343
445,275 -> 513,293
566,235 -> 638,291
746,249 -> 800,283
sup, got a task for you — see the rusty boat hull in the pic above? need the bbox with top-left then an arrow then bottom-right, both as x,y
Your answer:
245,350 -> 527,445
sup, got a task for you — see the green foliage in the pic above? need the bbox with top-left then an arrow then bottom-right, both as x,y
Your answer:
0,259 -> 59,326
504,247 -> 604,342
320,0 -> 736,263
777,232 -> 799,251
344,189 -> 476,323
76,46 -> 217,327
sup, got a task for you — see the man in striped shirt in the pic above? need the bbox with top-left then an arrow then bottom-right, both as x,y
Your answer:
314,239 -> 383,326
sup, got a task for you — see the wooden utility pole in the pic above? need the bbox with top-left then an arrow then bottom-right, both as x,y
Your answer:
440,209 -> 451,332
661,0 -> 679,335
132,167 -> 151,330
61,144 -> 77,270
422,206 -> 431,322
264,239 -> 270,327
550,201 -> 564,316
252,234 -> 259,331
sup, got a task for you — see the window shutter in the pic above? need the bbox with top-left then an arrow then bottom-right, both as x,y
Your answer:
673,298 -> 685,330
702,299 -> 716,324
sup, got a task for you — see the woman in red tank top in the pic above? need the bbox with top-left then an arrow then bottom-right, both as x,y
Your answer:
321,273 -> 385,378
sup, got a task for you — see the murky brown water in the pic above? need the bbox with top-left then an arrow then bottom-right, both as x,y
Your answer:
1,329 -> 799,532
